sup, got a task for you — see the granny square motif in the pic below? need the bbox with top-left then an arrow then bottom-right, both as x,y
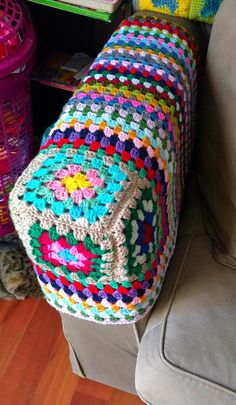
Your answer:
10,15 -> 198,324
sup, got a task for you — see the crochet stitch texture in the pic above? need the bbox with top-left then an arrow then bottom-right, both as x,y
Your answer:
136,0 -> 223,23
10,15 -> 198,324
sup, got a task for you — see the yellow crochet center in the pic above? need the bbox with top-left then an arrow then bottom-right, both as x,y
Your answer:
138,0 -> 191,18
62,173 -> 91,193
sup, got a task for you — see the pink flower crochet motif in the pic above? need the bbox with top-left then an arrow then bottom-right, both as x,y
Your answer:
47,164 -> 104,205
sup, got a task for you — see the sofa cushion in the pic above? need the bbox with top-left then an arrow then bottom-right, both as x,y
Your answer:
136,177 -> 236,405
198,0 -> 236,262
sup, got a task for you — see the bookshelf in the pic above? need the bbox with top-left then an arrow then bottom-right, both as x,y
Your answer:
27,1 -> 130,138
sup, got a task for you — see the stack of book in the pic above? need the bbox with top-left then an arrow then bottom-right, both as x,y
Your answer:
31,52 -> 94,92
58,0 -> 124,13
27,0 -> 126,22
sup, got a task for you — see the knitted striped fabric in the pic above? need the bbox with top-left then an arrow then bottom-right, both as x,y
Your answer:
10,15 -> 198,324
133,0 -> 223,23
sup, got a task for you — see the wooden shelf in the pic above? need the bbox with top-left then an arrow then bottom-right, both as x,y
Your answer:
27,0 -> 119,22
31,51 -> 93,92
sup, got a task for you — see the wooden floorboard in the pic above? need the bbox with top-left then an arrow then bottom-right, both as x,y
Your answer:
0,298 -> 144,405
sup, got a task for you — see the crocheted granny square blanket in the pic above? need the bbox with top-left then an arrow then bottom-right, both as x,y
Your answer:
133,0 -> 223,23
10,15 -> 198,324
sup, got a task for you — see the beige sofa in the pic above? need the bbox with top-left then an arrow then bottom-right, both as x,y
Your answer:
60,1 -> 236,404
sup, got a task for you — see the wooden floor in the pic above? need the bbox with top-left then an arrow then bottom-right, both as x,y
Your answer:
0,298 -> 144,405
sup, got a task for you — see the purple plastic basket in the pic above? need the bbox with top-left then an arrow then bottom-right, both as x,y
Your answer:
0,0 -> 36,236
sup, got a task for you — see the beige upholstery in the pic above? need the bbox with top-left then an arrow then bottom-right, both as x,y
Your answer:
198,0 -> 236,262
136,174 -> 236,404
60,309 -> 148,394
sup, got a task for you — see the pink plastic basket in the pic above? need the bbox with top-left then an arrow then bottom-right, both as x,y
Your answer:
0,0 -> 36,236
0,0 -> 36,77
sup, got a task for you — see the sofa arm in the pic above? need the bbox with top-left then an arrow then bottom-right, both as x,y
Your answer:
10,13 -> 200,325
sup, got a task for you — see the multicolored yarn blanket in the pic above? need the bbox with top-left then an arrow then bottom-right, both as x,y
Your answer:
10,15 -> 198,324
132,0 -> 223,23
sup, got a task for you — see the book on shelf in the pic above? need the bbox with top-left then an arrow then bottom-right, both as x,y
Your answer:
60,52 -> 92,73
31,51 -> 94,92
57,0 -> 124,13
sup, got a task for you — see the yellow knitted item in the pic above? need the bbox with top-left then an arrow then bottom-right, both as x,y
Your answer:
138,0 -> 191,18
136,0 -> 223,23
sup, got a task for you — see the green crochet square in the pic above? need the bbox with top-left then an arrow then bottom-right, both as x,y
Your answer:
189,0 -> 223,24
